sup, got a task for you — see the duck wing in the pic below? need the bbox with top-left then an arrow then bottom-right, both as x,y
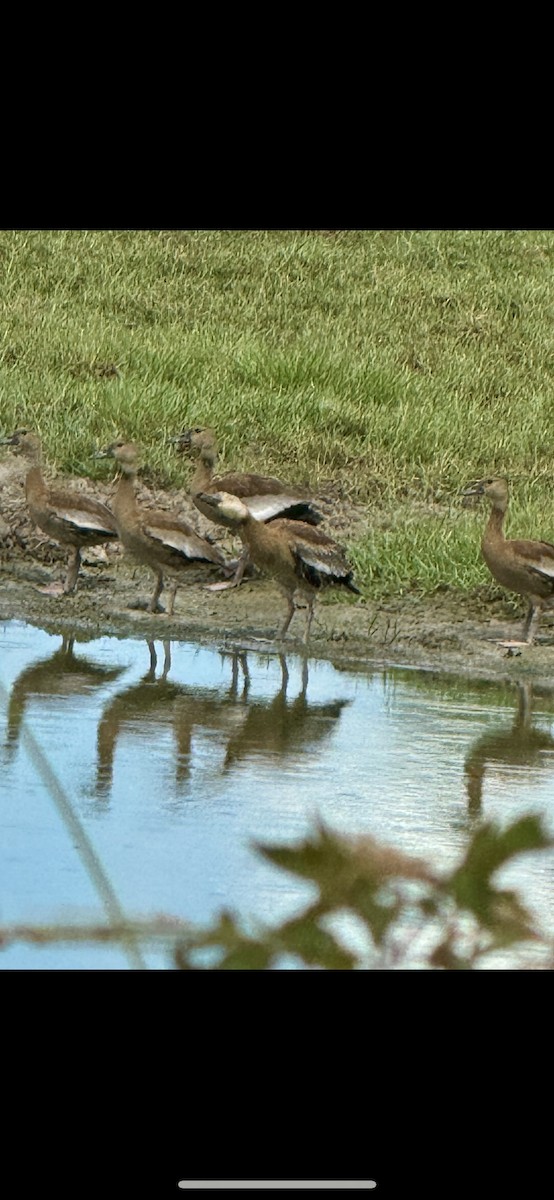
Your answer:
212,473 -> 323,526
509,538 -> 554,583
143,513 -> 225,565
245,493 -> 322,524
46,490 -> 118,538
213,471 -> 288,497
284,525 -> 360,592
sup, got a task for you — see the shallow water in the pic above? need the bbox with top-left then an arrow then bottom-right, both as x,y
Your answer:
1,620 -> 553,969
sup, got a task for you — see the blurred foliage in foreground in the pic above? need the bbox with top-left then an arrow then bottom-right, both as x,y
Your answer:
3,813 -> 551,969
174,814 -> 553,969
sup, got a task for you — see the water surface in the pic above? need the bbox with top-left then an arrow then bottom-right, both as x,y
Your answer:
1,620 -> 553,969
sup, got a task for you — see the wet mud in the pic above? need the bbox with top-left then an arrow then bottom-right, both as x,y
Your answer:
2,458 -> 554,689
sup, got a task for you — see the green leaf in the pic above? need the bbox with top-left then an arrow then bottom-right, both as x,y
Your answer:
255,822 -> 351,891
447,814 -> 551,924
276,914 -> 356,968
348,885 -> 400,944
217,944 -> 272,970
429,939 -> 473,970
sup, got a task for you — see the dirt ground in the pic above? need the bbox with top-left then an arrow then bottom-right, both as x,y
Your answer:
3,454 -> 554,690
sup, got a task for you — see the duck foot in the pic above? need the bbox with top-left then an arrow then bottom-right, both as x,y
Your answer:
34,581 -> 66,596
495,640 -> 531,648
204,580 -> 241,592
127,599 -> 166,613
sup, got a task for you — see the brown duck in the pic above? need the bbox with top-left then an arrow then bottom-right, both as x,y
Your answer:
463,476 -> 554,644
170,426 -> 323,589
95,440 -> 230,614
0,428 -> 118,595
196,489 -> 360,643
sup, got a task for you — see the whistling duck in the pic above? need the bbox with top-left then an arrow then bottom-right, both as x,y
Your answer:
170,426 -> 323,590
95,440 -> 230,614
0,428 -> 118,595
195,490 -> 360,643
463,477 -> 554,645
464,682 -> 554,815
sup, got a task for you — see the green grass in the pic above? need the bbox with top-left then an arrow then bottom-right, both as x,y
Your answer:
2,228 -> 554,596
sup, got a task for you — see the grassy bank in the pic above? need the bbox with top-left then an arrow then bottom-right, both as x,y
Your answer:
1,228 -> 554,597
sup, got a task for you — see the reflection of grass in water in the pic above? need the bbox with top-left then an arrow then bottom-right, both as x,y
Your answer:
380,665 -> 554,714
0,675 -> 146,969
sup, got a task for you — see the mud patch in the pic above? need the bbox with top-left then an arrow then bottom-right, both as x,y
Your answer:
3,465 -> 554,689
3,555 -> 554,692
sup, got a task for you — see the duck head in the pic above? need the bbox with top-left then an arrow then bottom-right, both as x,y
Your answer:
462,477 -> 509,506
196,490 -> 250,527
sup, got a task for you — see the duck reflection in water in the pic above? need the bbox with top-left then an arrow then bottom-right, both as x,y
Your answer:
3,635 -> 125,763
223,654 -> 350,771
464,681 -> 554,816
95,641 -> 250,797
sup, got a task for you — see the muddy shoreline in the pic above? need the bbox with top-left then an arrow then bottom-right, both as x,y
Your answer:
3,456 -> 554,690
3,555 -> 554,693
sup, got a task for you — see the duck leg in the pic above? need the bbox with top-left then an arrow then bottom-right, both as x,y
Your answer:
496,601 -> 543,648
36,550 -> 80,597
280,596 -> 296,639
148,570 -> 165,613
166,581 -> 178,617
63,547 -> 82,594
522,601 -> 542,645
205,545 -> 251,592
303,597 -> 316,644
230,545 -> 251,586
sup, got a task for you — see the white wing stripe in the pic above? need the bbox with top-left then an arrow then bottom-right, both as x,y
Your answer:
57,508 -> 114,532
529,557 -> 554,578
145,525 -> 206,557
246,495 -> 297,520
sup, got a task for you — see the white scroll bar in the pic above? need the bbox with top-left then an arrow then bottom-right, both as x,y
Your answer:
177,1184 -> 377,1191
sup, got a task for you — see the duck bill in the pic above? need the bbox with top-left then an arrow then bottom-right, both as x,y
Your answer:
196,491 -> 219,510
169,431 -> 192,448
0,433 -> 18,446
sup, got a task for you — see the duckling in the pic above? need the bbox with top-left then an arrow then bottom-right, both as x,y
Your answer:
463,476 -> 554,645
196,490 -> 360,643
95,440 -> 229,614
170,426 -> 323,590
0,428 -> 119,595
